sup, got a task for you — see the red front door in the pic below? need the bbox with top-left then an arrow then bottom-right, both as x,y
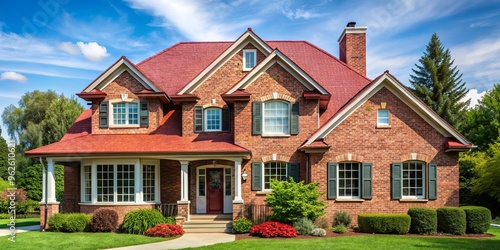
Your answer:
207,168 -> 223,214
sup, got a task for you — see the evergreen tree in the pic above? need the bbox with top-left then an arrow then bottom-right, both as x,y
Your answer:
410,33 -> 469,127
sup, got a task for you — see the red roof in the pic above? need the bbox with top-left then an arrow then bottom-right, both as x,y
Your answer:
60,109 -> 92,141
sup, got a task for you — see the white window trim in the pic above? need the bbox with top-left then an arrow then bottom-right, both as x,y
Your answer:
377,109 -> 390,127
402,161 -> 426,199
262,161 -> 288,191
243,49 -> 257,71
204,108 -> 222,132
80,159 -> 160,204
108,98 -> 140,128
262,101 -> 291,136
337,162 -> 361,199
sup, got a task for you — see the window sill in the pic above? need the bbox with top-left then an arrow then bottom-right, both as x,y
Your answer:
398,198 -> 428,203
109,125 -> 140,128
376,125 -> 391,129
79,202 -> 159,206
334,198 -> 365,203
261,134 -> 290,138
256,191 -> 272,195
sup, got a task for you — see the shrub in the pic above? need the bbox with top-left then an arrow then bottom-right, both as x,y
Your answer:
333,210 -> 352,227
249,221 -> 298,238
461,206 -> 492,234
0,188 -> 27,202
311,228 -> 327,237
91,208 -> 118,232
64,213 -> 91,232
165,216 -> 176,225
232,217 -> 253,233
358,214 -> 411,234
437,207 -> 466,235
332,225 -> 348,234
407,207 -> 437,234
293,217 -> 315,235
121,209 -> 167,234
48,213 -> 66,232
144,223 -> 184,237
265,179 -> 326,223
314,217 -> 329,229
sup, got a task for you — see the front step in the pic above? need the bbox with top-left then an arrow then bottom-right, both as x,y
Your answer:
184,214 -> 233,233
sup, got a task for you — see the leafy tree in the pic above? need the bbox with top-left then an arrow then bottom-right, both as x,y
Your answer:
265,178 -> 326,223
410,33 -> 469,127
18,164 -> 64,201
0,137 -> 9,180
472,141 -> 500,203
43,96 -> 84,145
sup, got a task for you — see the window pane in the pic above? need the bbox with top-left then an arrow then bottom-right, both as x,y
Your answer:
264,162 -> 287,189
143,165 -> 156,202
117,164 -> 135,202
378,109 -> 390,125
245,51 -> 255,69
263,102 -> 289,134
113,102 -> 139,125
205,109 -> 221,131
402,161 -> 425,198
97,164 -> 114,202
83,166 -> 92,202
337,162 -> 361,198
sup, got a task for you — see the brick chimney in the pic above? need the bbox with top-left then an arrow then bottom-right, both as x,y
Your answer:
338,22 -> 367,76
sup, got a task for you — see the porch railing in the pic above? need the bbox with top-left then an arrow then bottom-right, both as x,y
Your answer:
155,203 -> 178,217
243,204 -> 271,224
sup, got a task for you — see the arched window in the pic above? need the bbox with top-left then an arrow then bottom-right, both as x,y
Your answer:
204,108 -> 222,131
263,101 -> 289,135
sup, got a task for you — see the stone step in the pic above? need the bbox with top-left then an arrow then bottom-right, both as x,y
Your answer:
190,214 -> 232,221
184,214 -> 233,233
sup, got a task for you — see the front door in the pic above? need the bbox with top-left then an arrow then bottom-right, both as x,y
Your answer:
207,168 -> 223,214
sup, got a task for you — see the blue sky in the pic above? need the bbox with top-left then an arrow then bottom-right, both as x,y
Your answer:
1,0 -> 500,140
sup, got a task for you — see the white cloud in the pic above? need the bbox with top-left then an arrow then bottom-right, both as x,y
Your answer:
463,89 -> 486,108
59,42 -> 80,55
76,42 -> 110,62
0,71 -> 28,83
284,8 -> 321,20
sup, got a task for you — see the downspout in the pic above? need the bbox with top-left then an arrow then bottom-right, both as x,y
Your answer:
306,154 -> 310,184
40,157 -> 48,232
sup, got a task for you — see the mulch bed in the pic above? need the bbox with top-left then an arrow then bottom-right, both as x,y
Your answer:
235,228 -> 494,240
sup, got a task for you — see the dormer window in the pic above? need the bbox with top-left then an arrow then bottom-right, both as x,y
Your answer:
205,108 -> 222,131
99,99 -> 149,128
193,106 -> 230,132
113,102 -> 138,125
243,49 -> 256,71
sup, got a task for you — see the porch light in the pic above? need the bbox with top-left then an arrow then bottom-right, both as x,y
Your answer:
242,171 -> 248,181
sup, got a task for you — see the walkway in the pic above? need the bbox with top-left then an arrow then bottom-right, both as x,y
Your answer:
0,225 -> 39,237
106,232 -> 235,250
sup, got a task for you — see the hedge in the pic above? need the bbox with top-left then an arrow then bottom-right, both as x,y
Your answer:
461,206 -> 491,234
48,213 -> 91,232
407,207 -> 437,234
358,214 -> 410,234
121,209 -> 167,234
437,207 -> 466,235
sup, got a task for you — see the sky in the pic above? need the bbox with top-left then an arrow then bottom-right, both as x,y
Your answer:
1,0 -> 500,140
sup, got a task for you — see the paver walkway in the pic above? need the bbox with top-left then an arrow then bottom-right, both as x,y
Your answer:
0,225 -> 39,237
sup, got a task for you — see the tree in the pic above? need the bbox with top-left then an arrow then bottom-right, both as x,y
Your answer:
17,164 -> 64,201
0,137 -> 9,180
410,33 -> 469,127
43,95 -> 84,145
472,140 -> 500,203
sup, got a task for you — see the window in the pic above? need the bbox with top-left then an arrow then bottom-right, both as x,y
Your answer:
225,168 -> 232,196
243,49 -> 256,70
402,161 -> 425,198
251,161 -> 299,191
391,161 -> 437,200
116,164 -> 135,202
143,164 -> 156,202
97,164 -> 114,202
377,109 -> 390,126
112,102 -> 138,125
198,169 -> 206,196
327,162 -> 372,200
83,166 -> 92,202
99,100 -> 148,129
205,108 -> 221,131
263,101 -> 290,135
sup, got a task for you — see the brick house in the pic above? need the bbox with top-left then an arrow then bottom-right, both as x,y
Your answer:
26,23 -> 473,229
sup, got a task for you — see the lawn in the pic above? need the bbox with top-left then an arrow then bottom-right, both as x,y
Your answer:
188,227 -> 500,250
0,218 -> 40,229
0,231 -> 173,250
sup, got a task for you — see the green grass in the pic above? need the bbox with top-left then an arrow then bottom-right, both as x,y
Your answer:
188,227 -> 500,250
0,231 -> 173,250
0,218 -> 40,229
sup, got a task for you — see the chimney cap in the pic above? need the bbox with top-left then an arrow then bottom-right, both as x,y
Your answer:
347,21 -> 356,27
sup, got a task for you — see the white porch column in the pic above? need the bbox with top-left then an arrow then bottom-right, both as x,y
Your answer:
41,163 -> 46,202
233,158 -> 243,203
180,161 -> 189,202
46,158 -> 57,202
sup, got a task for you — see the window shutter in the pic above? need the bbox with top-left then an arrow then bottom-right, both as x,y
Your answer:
391,163 -> 402,199
99,101 -> 109,128
286,162 -> 300,182
194,106 -> 203,132
290,102 -> 299,135
428,163 -> 438,200
251,162 -> 262,191
361,162 -> 372,199
140,101 -> 149,128
252,101 -> 262,135
222,107 -> 230,132
327,162 -> 337,199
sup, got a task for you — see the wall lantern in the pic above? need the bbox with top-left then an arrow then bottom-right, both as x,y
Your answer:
242,171 -> 248,181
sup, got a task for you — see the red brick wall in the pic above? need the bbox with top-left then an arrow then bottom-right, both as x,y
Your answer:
160,159 -> 181,203
79,204 -> 155,225
63,165 -> 80,213
339,32 -> 366,76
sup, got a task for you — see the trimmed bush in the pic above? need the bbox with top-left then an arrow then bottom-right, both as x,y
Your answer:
314,217 -> 329,229
461,206 -> 492,234
407,207 -> 437,234
165,216 -> 176,225
250,221 -> 298,238
91,208 -> 118,232
332,225 -> 348,234
437,207 -> 466,235
358,214 -> 411,234
144,223 -> 184,237
64,213 -> 91,232
232,217 -> 253,233
311,228 -> 327,237
333,210 -> 352,227
48,213 -> 66,232
293,217 -> 315,235
121,209 -> 167,234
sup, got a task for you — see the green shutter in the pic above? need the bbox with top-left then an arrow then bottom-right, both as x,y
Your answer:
361,163 -> 372,199
222,107 -> 230,132
99,101 -> 108,128
391,163 -> 402,199
428,163 -> 438,200
140,101 -> 149,128
290,102 -> 299,135
194,106 -> 203,132
286,162 -> 300,182
251,162 -> 262,191
252,101 -> 262,135
327,162 -> 337,199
